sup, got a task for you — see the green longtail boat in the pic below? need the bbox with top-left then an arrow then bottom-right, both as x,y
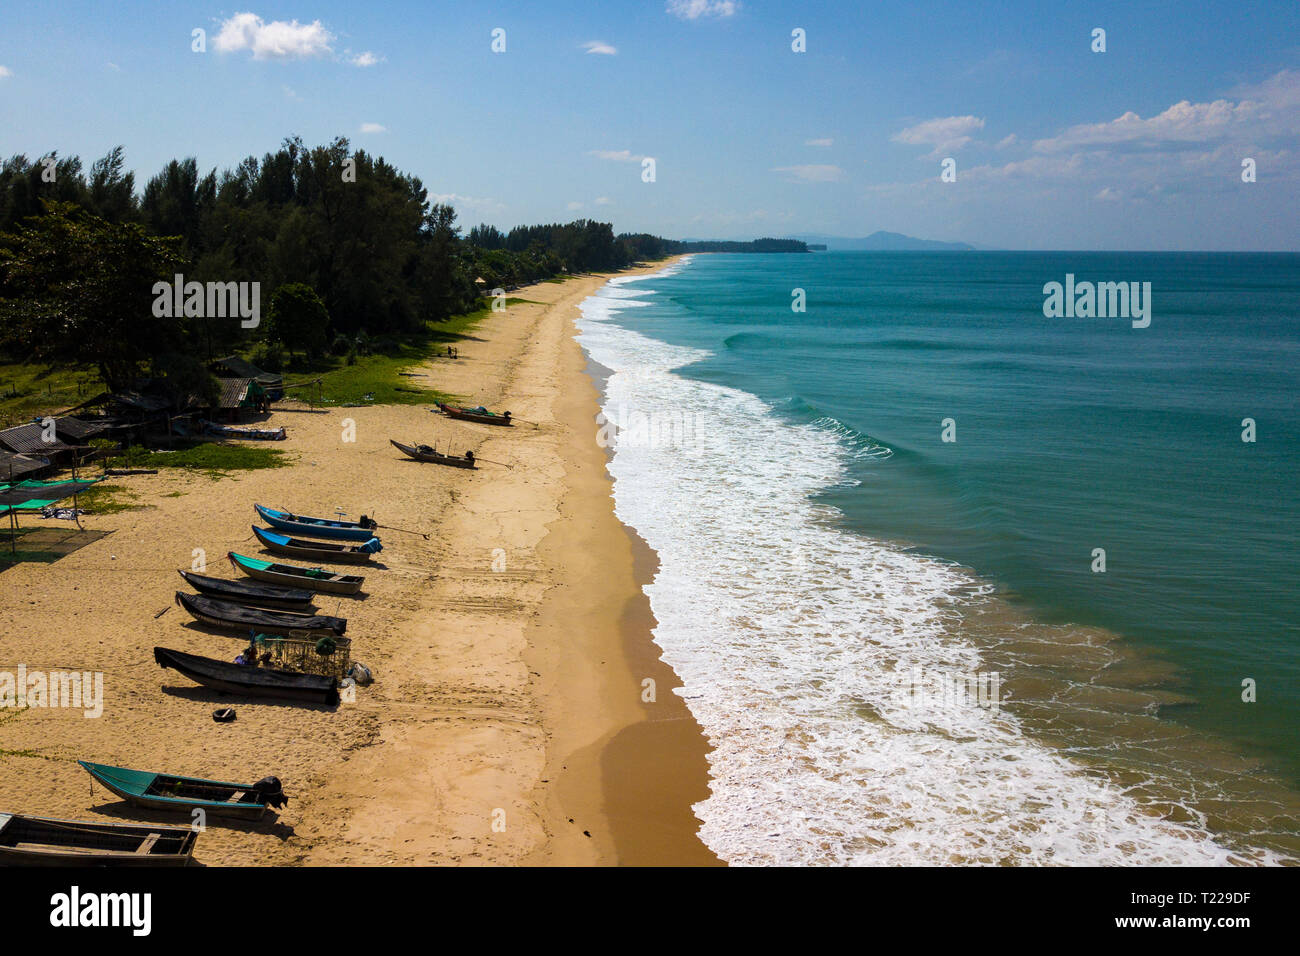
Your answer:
227,551 -> 365,595
78,760 -> 288,821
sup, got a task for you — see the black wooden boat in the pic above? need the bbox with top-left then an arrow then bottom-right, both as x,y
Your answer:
0,811 -> 197,866
390,439 -> 476,469
175,591 -> 347,635
177,569 -> 314,610
154,646 -> 340,705
252,525 -> 379,565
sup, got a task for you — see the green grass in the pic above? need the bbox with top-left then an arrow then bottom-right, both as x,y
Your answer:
0,363 -> 104,427
105,441 -> 289,478
0,292 -> 518,422
0,748 -> 62,761
76,482 -> 141,515
275,303 -> 501,407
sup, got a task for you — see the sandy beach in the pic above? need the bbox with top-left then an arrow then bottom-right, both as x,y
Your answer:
0,257 -> 718,866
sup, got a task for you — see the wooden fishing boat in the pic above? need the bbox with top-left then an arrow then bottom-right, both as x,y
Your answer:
154,646 -> 340,705
252,525 -> 380,565
78,760 -> 288,821
0,812 -> 197,866
390,439 -> 477,469
227,552 -> 365,595
177,569 -> 314,611
254,504 -> 378,541
435,401 -> 513,426
175,591 -> 347,635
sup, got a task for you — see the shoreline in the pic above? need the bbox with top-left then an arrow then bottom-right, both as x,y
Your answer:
528,263 -> 718,864
0,257 -> 717,866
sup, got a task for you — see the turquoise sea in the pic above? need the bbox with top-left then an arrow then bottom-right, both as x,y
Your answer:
578,251 -> 1300,865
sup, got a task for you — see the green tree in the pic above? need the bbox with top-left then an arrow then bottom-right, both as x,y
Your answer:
266,282 -> 329,361
0,201 -> 186,390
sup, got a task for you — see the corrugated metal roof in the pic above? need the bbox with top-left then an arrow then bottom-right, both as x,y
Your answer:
0,451 -> 52,480
52,416 -> 109,442
214,356 -> 282,385
0,423 -> 74,455
66,391 -> 171,414
217,378 -> 252,409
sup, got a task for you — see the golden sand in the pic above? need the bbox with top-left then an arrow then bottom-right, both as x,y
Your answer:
0,259 -> 719,866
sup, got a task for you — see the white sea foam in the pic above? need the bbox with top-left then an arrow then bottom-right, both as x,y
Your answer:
576,265 -> 1265,866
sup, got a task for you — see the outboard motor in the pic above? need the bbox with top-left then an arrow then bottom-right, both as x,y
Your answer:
252,776 -> 289,809
359,514 -> 378,530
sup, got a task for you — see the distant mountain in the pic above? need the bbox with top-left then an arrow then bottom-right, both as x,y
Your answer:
791,231 -> 975,251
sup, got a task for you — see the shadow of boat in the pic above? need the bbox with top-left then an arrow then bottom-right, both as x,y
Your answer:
158,684 -> 339,713
86,801 -> 296,840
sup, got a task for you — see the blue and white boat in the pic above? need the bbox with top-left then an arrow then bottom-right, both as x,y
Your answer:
253,504 -> 378,541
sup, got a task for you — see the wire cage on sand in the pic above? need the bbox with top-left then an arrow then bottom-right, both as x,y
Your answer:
248,633 -> 352,680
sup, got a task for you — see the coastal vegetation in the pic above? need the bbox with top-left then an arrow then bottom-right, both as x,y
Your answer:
0,137 -> 806,423
103,442 -> 289,475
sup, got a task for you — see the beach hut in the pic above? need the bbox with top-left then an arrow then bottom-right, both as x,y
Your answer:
213,377 -> 272,421
0,422 -> 77,465
60,391 -> 173,444
52,415 -> 110,446
212,356 -> 283,400
0,450 -> 52,482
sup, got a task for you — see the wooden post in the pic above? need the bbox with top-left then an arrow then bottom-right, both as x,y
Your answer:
71,456 -> 83,530
6,460 -> 13,554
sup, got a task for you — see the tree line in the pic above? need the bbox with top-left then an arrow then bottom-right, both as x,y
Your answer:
0,138 -> 805,395
0,139 -> 641,392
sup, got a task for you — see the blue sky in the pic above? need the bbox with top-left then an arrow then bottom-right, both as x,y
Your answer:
1,0 -> 1297,249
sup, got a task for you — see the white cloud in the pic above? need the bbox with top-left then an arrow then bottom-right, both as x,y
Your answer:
582,41 -> 617,55
667,0 -> 739,20
0,66 -> 11,79
1033,71 -> 1300,153
805,138 -> 834,148
588,149 -> 644,162
567,201 -> 584,211
995,134 -> 1017,149
360,122 -> 386,134
350,51 -> 382,67
1036,102 -> 1246,152
214,13 -> 334,60
594,196 -> 612,205
933,142 -> 1297,198
106,62 -> 121,72
892,115 -> 985,155
771,164 -> 844,183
